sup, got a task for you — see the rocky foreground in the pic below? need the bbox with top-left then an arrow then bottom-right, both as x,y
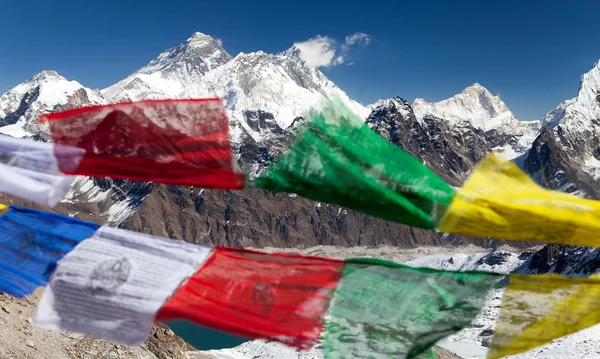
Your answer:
0,289 -> 191,359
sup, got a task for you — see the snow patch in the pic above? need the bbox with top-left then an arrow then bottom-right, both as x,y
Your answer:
194,340 -> 322,359
439,340 -> 488,359
106,199 -> 135,226
0,123 -> 32,138
584,156 -> 600,181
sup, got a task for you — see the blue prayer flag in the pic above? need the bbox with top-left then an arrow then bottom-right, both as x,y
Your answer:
0,205 -> 99,297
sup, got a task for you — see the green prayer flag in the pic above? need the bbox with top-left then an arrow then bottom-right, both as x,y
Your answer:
323,258 -> 501,359
254,100 -> 455,229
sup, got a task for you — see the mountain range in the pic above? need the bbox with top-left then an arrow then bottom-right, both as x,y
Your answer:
2,31 -> 600,359
0,31 -> 599,251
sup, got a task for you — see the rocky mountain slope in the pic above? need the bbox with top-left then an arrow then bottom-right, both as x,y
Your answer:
412,83 -> 540,160
524,60 -> 600,198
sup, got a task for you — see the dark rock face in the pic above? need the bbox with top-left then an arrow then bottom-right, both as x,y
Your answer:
515,243 -> 600,277
367,98 -> 492,186
524,126 -> 600,197
122,185 -> 464,248
236,132 -> 290,172
477,250 -> 511,266
242,110 -> 284,135
0,86 -> 40,127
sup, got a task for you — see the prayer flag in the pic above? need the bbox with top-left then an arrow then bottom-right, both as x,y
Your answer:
41,99 -> 245,189
157,247 -> 344,349
34,226 -> 213,346
0,135 -> 83,207
439,153 -> 600,247
255,100 -> 455,229
0,205 -> 99,297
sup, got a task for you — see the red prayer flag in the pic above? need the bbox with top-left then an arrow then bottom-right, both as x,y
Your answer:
40,99 -> 245,189
156,247 -> 344,349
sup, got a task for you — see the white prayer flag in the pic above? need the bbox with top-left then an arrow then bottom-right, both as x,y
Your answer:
0,135 -> 84,207
34,226 -> 213,346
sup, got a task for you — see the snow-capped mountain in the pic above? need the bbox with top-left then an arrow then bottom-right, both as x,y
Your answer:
543,60 -> 600,130
102,32 -> 368,144
413,83 -> 516,131
523,60 -> 600,198
366,97 -> 490,185
199,50 -> 368,143
0,71 -> 146,227
0,70 -> 105,138
103,32 -> 232,101
0,32 -> 597,251
0,31 -> 583,250
411,83 -> 541,160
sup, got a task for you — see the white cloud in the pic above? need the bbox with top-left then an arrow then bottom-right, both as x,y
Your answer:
345,32 -> 371,46
292,32 -> 371,68
293,35 -> 340,68
216,38 -> 223,47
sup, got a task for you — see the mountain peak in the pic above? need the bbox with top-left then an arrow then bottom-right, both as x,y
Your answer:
578,59 -> 600,97
412,83 -> 516,131
28,70 -> 65,84
185,32 -> 220,48
188,31 -> 211,40
139,32 -> 231,74
544,58 -> 600,129
282,45 -> 303,63
462,82 -> 494,97
367,97 -> 413,119
0,70 -> 105,138
102,32 -> 232,101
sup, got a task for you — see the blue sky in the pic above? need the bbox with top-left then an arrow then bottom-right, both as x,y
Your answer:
1,0 -> 599,121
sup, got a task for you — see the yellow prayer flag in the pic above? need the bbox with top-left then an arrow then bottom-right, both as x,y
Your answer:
438,153 -> 600,246
488,274 -> 600,359
0,204 -> 7,212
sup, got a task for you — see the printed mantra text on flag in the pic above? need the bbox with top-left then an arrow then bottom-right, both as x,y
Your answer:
34,226 -> 212,346
156,247 -> 345,349
40,99 -> 245,189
